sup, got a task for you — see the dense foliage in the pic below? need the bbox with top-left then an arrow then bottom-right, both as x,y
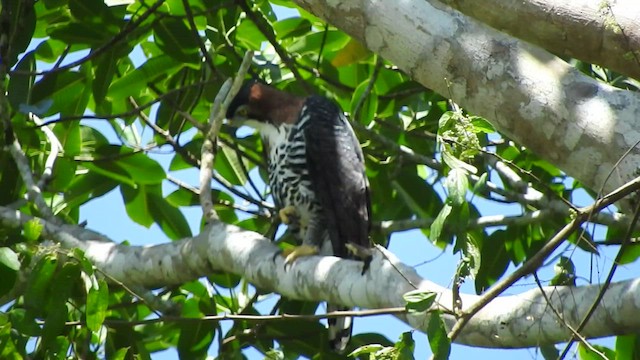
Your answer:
1,0 -> 639,358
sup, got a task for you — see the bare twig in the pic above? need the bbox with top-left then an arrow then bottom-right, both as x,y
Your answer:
7,135 -> 55,220
377,210 -> 554,233
60,306 -> 407,327
447,175 -> 640,342
353,56 -> 383,122
200,50 -> 254,222
531,273 -> 606,359
559,193 -> 640,359
29,113 -> 63,190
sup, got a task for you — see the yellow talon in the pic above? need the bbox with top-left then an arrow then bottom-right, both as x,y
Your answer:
278,205 -> 298,225
281,245 -> 320,267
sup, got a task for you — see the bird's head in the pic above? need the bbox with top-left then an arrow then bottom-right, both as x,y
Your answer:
226,80 -> 305,130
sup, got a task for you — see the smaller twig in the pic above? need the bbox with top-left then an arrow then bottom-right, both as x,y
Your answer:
378,209 -> 553,234
200,50 -> 254,222
7,134 -> 55,219
447,175 -> 640,342
181,0 -> 216,73
60,306 -> 408,327
486,156 -> 532,194
531,273 -> 605,358
352,56 -> 383,122
559,191 -> 640,359
375,245 -> 418,290
353,120 -> 441,170
29,113 -> 63,190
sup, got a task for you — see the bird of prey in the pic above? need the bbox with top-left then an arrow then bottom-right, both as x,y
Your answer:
227,80 -> 372,352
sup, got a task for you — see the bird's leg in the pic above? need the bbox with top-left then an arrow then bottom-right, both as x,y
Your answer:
345,243 -> 374,275
272,205 -> 301,263
278,205 -> 298,225
281,219 -> 322,268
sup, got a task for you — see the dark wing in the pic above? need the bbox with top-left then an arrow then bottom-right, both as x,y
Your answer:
302,96 -> 371,258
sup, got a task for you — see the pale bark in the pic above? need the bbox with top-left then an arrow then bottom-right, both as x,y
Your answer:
292,0 -> 640,211
3,205 -> 640,348
441,0 -> 640,81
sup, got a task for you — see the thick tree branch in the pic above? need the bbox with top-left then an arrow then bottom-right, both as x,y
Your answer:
291,0 -> 640,212
3,205 -> 640,348
441,0 -> 640,81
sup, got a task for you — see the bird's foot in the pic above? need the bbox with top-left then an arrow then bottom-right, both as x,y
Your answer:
278,205 -> 298,225
280,245 -> 319,269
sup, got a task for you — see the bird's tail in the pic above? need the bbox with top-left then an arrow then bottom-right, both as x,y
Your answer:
327,304 -> 353,352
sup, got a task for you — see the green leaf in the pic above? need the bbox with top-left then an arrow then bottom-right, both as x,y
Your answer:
619,243 -> 640,265
120,184 -> 154,227
403,290 -> 436,313
216,143 -> 248,186
394,332 -> 415,360
66,171 -> 119,208
149,193 -> 193,240
86,279 -> 109,332
442,150 -> 477,174
166,187 -> 200,207
109,55 -> 182,99
93,47 -> 121,105
83,161 -> 137,188
48,21 -> 114,46
475,229 -> 510,293
445,168 -> 468,206
471,172 -> 488,194
114,151 -> 166,184
551,256 -> 576,286
577,342 -> 615,360
348,344 -> 385,357
616,334 -> 640,360
208,272 -> 241,289
30,71 -> 88,117
7,51 -> 36,111
25,254 -> 58,313
41,305 -> 68,353
0,317 -> 20,360
122,184 -> 191,239
178,299 -> 215,359
332,38 -> 371,67
0,248 -> 19,297
0,248 -> 20,271
427,311 -> 451,360
23,219 -> 43,242
391,180 -> 430,220
34,39 -> 68,63
350,79 -> 379,125
9,308 -> 40,337
273,17 -> 311,40
470,116 -> 496,133
5,0 -> 36,67
539,345 -> 559,360
87,145 -> 165,185
154,17 -> 199,63
235,20 -> 268,49
430,204 -> 452,246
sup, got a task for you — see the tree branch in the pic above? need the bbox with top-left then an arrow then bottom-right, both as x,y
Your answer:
4,204 -> 640,348
441,0 -> 640,81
